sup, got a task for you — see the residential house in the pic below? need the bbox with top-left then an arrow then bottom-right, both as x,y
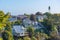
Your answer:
35,12 -> 47,22
17,15 -> 27,20
22,17 -> 32,27
22,16 -> 44,29
9,16 -> 17,22
12,25 -> 26,37
32,21 -> 44,29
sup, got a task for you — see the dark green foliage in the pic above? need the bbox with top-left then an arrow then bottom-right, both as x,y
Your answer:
30,14 -> 36,21
2,31 -> 8,40
14,20 -> 22,25
27,27 -> 34,37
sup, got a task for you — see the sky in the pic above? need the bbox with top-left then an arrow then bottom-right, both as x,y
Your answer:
0,0 -> 60,15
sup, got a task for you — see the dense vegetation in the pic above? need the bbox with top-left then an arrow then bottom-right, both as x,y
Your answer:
0,11 -> 60,40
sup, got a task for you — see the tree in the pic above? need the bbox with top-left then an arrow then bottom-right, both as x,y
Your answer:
48,6 -> 51,12
30,14 -> 36,21
51,25 -> 58,32
24,13 -> 30,18
4,13 -> 14,40
27,27 -> 35,37
35,12 -> 42,15
35,32 -> 49,40
0,11 -> 10,32
49,31 -> 60,40
31,37 -> 37,40
0,11 -> 9,40
0,11 -> 5,17
24,37 -> 31,40
14,20 -> 22,25
43,19 -> 52,34
0,11 -> 14,40
0,38 -> 3,40
44,12 -> 52,19
18,38 -> 23,40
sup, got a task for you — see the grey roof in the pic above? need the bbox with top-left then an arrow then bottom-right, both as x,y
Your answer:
17,15 -> 27,19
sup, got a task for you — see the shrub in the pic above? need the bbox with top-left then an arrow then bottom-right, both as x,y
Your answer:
24,37 -> 31,40
31,37 -> 37,40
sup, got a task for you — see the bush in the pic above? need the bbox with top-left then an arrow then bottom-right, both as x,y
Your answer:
27,27 -> 35,37
18,38 -> 22,40
31,37 -> 37,40
0,38 -> 3,40
24,37 -> 31,40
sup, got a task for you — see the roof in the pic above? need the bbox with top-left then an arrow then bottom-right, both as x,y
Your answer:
13,25 -> 25,33
9,17 -> 17,22
17,15 -> 27,19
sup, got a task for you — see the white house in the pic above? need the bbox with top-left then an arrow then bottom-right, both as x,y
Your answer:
36,15 -> 47,22
36,15 -> 44,22
32,21 -> 44,29
12,25 -> 26,37
22,17 -> 32,27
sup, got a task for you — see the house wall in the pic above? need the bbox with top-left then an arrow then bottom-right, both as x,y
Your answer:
36,15 -> 44,22
12,25 -> 26,37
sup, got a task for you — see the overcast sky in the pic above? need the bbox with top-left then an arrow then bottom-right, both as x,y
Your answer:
0,0 -> 60,15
